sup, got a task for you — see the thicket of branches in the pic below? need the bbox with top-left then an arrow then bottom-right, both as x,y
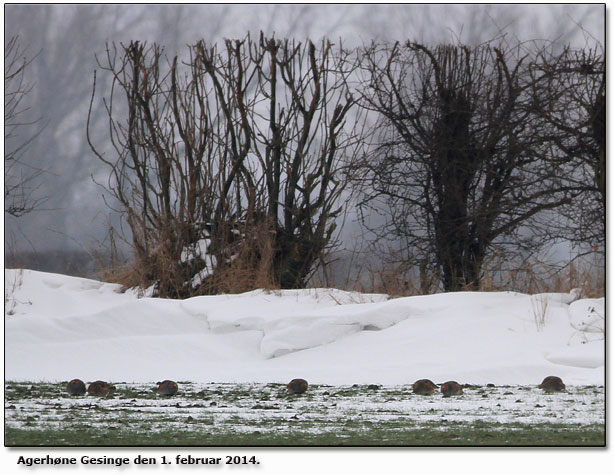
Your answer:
88,34 -> 362,296
88,34 -> 604,296
352,39 -> 604,292
529,45 -> 605,251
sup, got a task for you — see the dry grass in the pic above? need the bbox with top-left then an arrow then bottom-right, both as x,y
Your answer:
205,223 -> 279,294
100,254 -> 604,299
330,252 -> 604,299
96,218 -> 281,297
481,259 -> 604,298
98,259 -> 150,294
4,268 -> 24,316
94,228 -> 604,301
530,295 -> 549,331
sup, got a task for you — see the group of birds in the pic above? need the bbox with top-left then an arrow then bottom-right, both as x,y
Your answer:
65,378 -> 304,397
412,379 -> 462,396
65,375 -> 565,398
66,379 -> 178,396
411,375 -> 566,396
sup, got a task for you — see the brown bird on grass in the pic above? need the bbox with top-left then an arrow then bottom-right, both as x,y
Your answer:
538,376 -> 565,392
287,378 -> 308,394
440,381 -> 463,397
87,380 -> 115,397
157,380 -> 179,396
66,379 -> 86,396
412,379 -> 438,395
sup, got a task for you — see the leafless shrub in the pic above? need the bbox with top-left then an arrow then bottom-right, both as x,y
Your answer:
89,34 -> 363,296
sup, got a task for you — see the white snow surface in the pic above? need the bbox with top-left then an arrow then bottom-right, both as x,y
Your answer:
4,269 -> 604,385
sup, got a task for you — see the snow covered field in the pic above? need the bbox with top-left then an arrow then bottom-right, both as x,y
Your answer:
4,269 -> 604,386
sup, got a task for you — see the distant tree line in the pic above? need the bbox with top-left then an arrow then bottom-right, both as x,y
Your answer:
4,36 -> 45,217
87,34 -> 604,296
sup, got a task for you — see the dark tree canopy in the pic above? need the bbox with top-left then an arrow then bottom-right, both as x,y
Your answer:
354,41 -> 578,291
529,45 -> 605,252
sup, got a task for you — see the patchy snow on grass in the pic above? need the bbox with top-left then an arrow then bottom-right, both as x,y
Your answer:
4,382 -> 604,436
4,269 -> 605,387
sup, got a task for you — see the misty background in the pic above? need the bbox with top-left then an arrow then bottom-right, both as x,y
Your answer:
3,4 -> 605,281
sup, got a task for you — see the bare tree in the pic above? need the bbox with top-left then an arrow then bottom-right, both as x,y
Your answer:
528,44 -> 605,253
4,35 -> 45,217
88,35 -> 361,296
354,40 -> 575,291
87,40 -> 247,296
246,34 -> 360,288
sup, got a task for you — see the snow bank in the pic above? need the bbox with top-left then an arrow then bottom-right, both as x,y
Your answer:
4,269 -> 604,385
